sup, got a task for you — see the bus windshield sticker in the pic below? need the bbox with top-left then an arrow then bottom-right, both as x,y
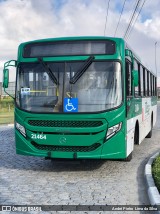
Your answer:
64,98 -> 78,112
21,88 -> 30,95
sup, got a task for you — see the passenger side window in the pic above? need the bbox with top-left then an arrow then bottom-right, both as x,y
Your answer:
140,65 -> 144,96
143,68 -> 148,96
126,60 -> 132,96
148,71 -> 151,96
134,61 -> 140,96
155,77 -> 157,96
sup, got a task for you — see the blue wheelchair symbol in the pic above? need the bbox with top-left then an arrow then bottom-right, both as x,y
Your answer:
64,98 -> 78,112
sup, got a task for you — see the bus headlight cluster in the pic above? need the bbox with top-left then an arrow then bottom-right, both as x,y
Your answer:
106,122 -> 122,140
15,122 -> 26,137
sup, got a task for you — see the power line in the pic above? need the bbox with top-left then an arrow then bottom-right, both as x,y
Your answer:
123,0 -> 142,39
114,0 -> 127,37
104,0 -> 111,36
124,0 -> 141,39
126,0 -> 146,41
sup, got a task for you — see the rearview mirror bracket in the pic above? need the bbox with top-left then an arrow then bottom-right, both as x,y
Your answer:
3,60 -> 17,99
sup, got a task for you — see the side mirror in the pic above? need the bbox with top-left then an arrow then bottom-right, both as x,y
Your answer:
132,69 -> 138,87
3,68 -> 9,88
125,49 -> 130,57
2,60 -> 17,99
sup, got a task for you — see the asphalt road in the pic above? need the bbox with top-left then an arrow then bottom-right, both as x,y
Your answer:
0,103 -> 160,214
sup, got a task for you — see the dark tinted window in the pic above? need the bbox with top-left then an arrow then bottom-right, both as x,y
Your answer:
153,76 -> 156,96
155,77 -> 157,96
144,68 -> 148,96
150,74 -> 153,96
126,60 -> 132,96
153,77 -> 154,95
148,71 -> 151,96
140,66 -> 144,96
23,40 -> 116,57
134,61 -> 140,96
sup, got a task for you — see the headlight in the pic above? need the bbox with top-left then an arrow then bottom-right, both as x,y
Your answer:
15,122 -> 26,137
106,122 -> 122,140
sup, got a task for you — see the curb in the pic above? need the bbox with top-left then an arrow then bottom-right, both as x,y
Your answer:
8,124 -> 14,127
145,151 -> 160,211
0,124 -> 14,127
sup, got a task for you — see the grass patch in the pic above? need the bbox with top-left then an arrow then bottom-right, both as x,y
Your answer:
0,97 -> 14,124
152,156 -> 160,192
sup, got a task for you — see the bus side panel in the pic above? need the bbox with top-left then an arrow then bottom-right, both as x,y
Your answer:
126,97 -> 142,155
126,97 -> 157,154
139,97 -> 156,143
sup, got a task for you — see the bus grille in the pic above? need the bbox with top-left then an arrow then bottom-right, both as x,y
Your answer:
28,120 -> 103,128
31,142 -> 101,152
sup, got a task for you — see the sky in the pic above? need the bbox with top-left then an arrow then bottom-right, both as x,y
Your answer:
0,0 -> 160,85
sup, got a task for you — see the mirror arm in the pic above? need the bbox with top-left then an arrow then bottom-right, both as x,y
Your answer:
4,88 -> 15,99
125,49 -> 134,67
3,59 -> 17,99
4,60 -> 17,68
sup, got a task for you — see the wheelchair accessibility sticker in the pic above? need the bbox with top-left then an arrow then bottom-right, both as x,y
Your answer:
64,98 -> 78,112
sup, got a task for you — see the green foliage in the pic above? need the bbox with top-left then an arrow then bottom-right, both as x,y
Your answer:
152,156 -> 160,192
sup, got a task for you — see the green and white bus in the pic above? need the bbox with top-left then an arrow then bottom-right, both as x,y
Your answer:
3,36 -> 157,161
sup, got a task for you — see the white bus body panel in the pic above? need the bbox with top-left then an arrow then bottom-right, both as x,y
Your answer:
126,98 -> 157,156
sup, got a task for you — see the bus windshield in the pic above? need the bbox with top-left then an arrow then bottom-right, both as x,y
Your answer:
16,61 -> 122,113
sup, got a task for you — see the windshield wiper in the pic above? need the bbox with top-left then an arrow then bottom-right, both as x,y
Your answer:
38,58 -> 58,85
69,56 -> 95,84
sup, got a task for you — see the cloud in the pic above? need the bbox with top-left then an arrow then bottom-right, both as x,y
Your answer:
0,0 -> 160,84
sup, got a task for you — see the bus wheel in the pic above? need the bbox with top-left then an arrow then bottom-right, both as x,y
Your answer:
146,115 -> 153,138
124,152 -> 132,162
134,123 -> 139,145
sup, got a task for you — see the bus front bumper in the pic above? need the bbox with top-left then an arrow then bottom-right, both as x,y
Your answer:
15,129 -> 126,160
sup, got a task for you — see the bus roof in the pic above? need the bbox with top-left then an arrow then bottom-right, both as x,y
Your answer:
20,36 -> 124,45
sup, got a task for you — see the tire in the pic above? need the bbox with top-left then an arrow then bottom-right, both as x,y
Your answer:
124,152 -> 132,162
124,123 -> 139,162
134,123 -> 139,145
146,127 -> 152,138
146,115 -> 153,138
